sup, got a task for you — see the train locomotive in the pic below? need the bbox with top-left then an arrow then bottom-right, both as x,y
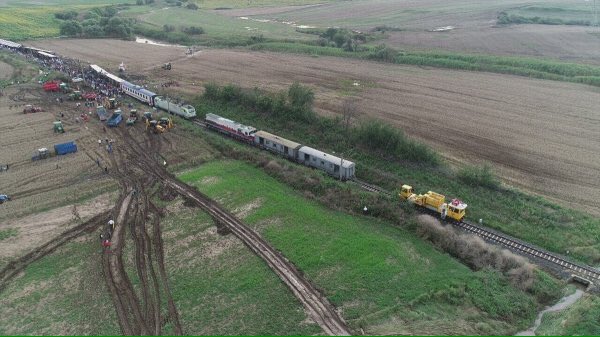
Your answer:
90,65 -> 196,119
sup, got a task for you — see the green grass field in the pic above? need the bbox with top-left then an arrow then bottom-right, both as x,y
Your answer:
0,235 -> 119,335
536,294 -> 600,335
130,6 -> 312,44
503,3 -> 598,25
0,7 -> 61,41
0,0 -> 133,5
178,160 -> 559,334
158,198 -> 320,335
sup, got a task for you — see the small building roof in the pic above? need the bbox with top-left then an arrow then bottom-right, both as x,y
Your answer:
0,39 -> 21,48
254,130 -> 301,149
299,146 -> 355,168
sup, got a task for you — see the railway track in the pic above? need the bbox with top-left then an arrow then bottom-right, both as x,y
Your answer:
350,180 -> 600,284
454,221 -> 600,283
190,117 -> 599,285
350,178 -> 393,196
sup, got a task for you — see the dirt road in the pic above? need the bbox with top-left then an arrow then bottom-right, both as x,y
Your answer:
117,126 -> 351,336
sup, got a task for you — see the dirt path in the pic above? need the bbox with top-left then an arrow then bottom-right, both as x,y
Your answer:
118,127 -> 351,336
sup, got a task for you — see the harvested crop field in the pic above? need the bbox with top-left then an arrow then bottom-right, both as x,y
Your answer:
386,25 -> 600,65
27,39 -> 600,215
0,84 -> 115,221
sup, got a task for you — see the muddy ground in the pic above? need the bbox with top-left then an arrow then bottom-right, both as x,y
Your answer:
0,84 -> 115,221
27,39 -> 600,215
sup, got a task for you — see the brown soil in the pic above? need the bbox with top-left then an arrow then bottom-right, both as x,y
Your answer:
0,193 -> 113,260
26,39 -> 598,214
386,25 -> 600,65
0,84 -> 115,221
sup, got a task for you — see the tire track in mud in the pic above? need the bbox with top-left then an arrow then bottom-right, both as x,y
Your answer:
99,128 -> 182,335
121,128 -> 351,335
0,211 -> 108,293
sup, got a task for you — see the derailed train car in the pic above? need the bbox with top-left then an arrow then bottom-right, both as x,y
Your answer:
205,113 -> 355,180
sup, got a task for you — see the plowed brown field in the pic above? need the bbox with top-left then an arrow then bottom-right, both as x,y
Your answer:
386,25 -> 600,65
27,39 -> 600,215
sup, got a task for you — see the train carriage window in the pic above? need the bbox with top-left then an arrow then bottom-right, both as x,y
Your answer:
334,165 -> 339,173
321,160 -> 325,166
284,146 -> 289,154
304,153 -> 310,161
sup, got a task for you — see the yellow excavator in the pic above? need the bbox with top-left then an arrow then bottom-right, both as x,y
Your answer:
145,118 -> 165,134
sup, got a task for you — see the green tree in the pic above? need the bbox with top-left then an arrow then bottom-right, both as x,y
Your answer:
60,20 -> 82,36
55,10 -> 78,20
287,82 -> 314,111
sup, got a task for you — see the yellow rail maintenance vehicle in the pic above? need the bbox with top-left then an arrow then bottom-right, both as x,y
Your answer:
400,185 -> 467,221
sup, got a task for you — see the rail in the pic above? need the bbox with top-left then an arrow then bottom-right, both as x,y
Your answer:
190,117 -> 599,284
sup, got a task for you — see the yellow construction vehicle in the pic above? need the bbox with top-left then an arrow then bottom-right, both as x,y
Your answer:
103,97 -> 119,110
400,185 -> 467,221
158,117 -> 173,130
145,119 -> 165,134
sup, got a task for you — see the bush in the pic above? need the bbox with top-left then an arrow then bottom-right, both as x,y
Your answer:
182,26 -> 204,35
60,20 -> 82,36
457,164 -> 500,190
353,119 -> 439,165
55,10 -> 78,20
367,44 -> 399,62
287,82 -> 314,111
416,215 -> 538,292
163,24 -> 176,32
186,3 -> 198,10
203,82 -> 220,100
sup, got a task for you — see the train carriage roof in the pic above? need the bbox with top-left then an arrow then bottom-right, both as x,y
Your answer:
299,146 -> 355,168
122,81 -> 156,96
254,130 -> 301,150
0,39 -> 21,48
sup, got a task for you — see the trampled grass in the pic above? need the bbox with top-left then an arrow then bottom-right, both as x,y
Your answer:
178,160 -> 554,334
